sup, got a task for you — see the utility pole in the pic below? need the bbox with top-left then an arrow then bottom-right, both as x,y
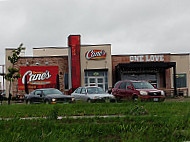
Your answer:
0,65 -> 5,104
0,65 -> 5,91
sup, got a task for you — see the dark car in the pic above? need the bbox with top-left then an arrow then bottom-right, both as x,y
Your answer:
25,88 -> 75,104
112,80 -> 165,102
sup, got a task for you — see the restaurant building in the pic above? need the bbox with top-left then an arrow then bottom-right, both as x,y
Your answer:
5,35 -> 189,97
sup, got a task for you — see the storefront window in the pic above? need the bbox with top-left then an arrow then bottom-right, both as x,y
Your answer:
64,73 -> 68,90
85,78 -> 88,84
175,73 -> 187,88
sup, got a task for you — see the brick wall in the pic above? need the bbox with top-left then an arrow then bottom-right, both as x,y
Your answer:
13,56 -> 68,96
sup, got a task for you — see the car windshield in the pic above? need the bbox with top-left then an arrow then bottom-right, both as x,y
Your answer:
87,87 -> 105,94
43,89 -> 63,95
132,82 -> 154,89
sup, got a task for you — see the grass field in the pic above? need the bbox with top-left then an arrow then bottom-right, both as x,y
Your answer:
0,101 -> 190,118
1,102 -> 190,141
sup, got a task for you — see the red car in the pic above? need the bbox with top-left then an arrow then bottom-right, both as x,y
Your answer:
112,80 -> 165,102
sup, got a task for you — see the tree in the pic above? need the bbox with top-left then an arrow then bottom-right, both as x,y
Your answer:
5,43 -> 24,105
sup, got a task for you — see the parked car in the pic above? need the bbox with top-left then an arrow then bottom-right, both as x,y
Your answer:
112,80 -> 165,102
25,88 -> 75,104
71,86 -> 116,103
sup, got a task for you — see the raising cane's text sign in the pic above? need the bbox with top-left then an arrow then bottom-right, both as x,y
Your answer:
129,55 -> 165,62
18,66 -> 59,90
85,49 -> 106,60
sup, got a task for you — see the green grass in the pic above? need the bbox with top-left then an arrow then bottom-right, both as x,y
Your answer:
1,115 -> 190,142
1,102 -> 190,141
0,102 -> 190,118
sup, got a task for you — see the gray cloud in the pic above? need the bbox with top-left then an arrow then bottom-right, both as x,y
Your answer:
0,0 -> 190,60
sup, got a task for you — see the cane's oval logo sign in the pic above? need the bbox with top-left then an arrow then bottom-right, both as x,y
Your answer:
22,70 -> 52,85
85,49 -> 106,60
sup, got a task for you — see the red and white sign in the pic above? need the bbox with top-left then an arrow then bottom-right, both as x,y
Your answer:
85,49 -> 106,60
18,66 -> 59,90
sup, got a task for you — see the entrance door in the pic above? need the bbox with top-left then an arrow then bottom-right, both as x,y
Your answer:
88,77 -> 105,90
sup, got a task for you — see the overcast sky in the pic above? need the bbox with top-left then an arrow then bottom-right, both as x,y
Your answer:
0,0 -> 190,79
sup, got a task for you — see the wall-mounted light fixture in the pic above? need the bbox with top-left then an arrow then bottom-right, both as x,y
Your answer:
36,62 -> 39,65
26,62 -> 29,66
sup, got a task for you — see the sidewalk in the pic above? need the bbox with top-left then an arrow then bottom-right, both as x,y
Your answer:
165,97 -> 190,102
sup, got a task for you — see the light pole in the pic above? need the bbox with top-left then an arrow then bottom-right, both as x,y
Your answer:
0,65 -> 5,104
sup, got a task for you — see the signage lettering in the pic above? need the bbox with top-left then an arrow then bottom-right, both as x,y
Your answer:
129,55 -> 164,62
22,70 -> 52,84
85,49 -> 106,60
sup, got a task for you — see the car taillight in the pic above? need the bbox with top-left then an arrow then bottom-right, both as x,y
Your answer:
112,88 -> 114,92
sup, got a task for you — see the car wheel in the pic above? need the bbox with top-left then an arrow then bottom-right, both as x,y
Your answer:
105,98 -> 110,103
45,100 -> 50,104
27,100 -> 31,104
116,97 -> 121,103
87,99 -> 92,103
133,95 -> 139,102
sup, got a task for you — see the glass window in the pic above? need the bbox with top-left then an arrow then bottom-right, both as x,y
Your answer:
87,87 -> 105,94
88,72 -> 94,76
98,84 -> 104,89
98,78 -> 103,83
64,73 -> 68,89
126,82 -> 132,90
119,82 -> 126,89
98,72 -> 104,76
114,81 -> 120,88
132,82 -> 154,89
105,83 -> 108,91
90,78 -> 95,83
85,72 -> 88,76
43,89 -> 62,95
34,90 -> 42,95
75,88 -> 82,94
175,73 -> 187,88
81,88 -> 86,94
85,78 -> 88,84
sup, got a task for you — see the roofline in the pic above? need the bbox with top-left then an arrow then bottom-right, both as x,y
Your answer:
32,44 -> 111,49
81,44 -> 111,47
33,47 -> 69,49
20,55 -> 68,58
6,47 -> 26,50
112,53 -> 190,56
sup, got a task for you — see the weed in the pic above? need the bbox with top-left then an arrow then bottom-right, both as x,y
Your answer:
129,105 -> 149,116
47,105 -> 59,120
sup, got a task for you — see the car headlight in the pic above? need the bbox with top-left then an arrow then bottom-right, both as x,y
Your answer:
72,98 -> 75,101
108,95 -> 115,99
161,91 -> 165,96
94,96 -> 99,99
111,95 -> 115,98
52,98 -> 56,102
140,91 -> 148,96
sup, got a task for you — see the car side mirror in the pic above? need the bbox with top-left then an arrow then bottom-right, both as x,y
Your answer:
127,86 -> 134,90
153,85 -> 157,88
37,94 -> 42,97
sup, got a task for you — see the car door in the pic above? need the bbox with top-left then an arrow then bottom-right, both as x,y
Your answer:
125,82 -> 134,100
34,90 -> 43,103
116,82 -> 127,99
72,88 -> 82,100
80,88 -> 88,101
27,91 -> 35,103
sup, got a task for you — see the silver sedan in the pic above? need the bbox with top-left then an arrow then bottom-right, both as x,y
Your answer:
71,86 -> 115,103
